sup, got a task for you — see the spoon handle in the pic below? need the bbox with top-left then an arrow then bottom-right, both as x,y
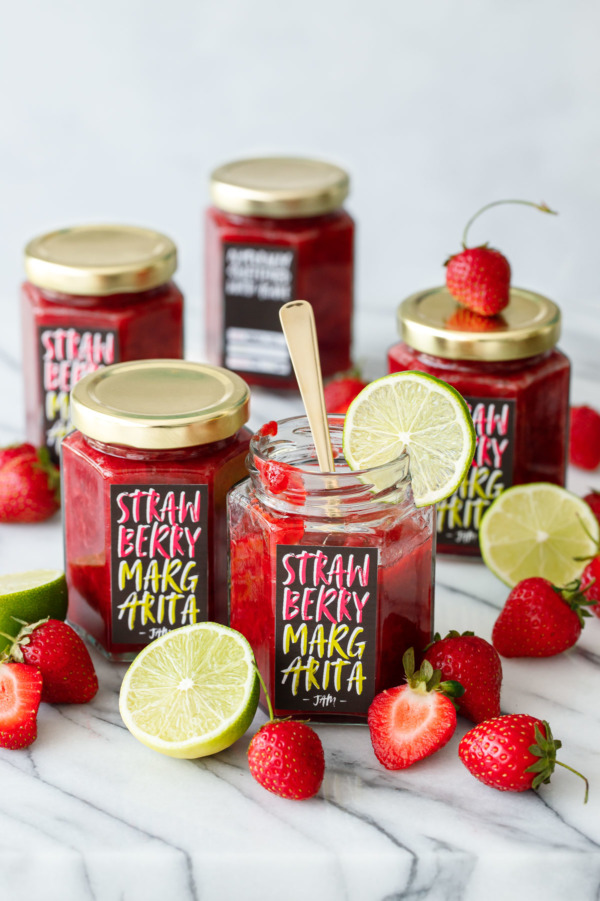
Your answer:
279,300 -> 335,473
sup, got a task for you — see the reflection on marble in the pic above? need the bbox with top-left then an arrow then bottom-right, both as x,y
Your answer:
1,308 -> 599,901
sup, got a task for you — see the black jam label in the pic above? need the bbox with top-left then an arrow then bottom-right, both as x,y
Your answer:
274,545 -> 378,715
222,243 -> 296,377
38,324 -> 119,464
109,484 -> 209,646
437,397 -> 516,549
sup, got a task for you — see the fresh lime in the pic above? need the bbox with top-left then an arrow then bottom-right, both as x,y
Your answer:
0,570 -> 68,654
119,622 -> 259,759
480,482 -> 600,586
342,370 -> 476,507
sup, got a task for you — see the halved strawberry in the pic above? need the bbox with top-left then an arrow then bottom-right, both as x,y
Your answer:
367,649 -> 463,770
0,662 -> 43,749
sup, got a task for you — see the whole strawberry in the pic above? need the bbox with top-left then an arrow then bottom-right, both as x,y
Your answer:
0,443 -> 60,523
368,648 -> 463,770
445,247 -> 511,317
583,489 -> 600,525
0,661 -> 43,749
7,618 -> 98,704
580,555 -> 600,618
459,714 -> 588,802
423,631 -> 502,723
569,406 -> 600,470
492,577 -> 593,657
323,373 -> 367,415
444,199 -> 556,317
248,719 -> 324,800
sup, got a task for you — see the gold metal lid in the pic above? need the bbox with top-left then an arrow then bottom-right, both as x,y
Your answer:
209,157 -> 350,218
398,287 -> 562,361
71,360 -> 250,449
24,225 -> 177,296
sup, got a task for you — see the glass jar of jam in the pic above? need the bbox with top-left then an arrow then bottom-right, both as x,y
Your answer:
228,416 -> 434,723
205,157 -> 354,389
22,225 -> 185,463
388,287 -> 571,556
61,360 -> 251,661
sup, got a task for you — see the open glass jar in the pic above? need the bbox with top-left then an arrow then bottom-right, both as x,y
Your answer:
388,287 -> 571,555
228,416 -> 435,723
205,157 -> 354,389
61,360 -> 251,661
22,225 -> 184,463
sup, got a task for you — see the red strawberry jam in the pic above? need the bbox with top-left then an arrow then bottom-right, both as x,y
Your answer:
22,226 -> 184,463
228,416 -> 434,723
389,287 -> 570,556
62,361 -> 250,661
205,157 -> 354,389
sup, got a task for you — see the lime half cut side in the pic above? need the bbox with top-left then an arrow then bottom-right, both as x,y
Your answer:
119,623 -> 259,759
342,371 -> 476,507
0,569 -> 68,654
479,482 -> 600,586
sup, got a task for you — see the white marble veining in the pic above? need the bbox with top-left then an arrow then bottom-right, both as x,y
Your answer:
0,302 -> 599,901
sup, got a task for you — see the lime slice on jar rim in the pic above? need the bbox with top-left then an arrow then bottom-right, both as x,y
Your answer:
119,622 -> 259,759
479,482 -> 600,587
342,371 -> 476,507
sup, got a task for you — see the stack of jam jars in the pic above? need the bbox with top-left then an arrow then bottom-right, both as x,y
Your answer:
205,156 -> 354,389
388,286 -> 571,555
22,225 -> 184,463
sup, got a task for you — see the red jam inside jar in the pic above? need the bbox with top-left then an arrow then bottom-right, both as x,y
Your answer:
388,288 -> 571,556
22,225 -> 184,463
228,416 -> 435,723
61,360 -> 251,661
205,157 -> 354,389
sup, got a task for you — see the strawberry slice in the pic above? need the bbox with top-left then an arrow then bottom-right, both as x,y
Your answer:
368,649 -> 463,770
0,662 -> 43,749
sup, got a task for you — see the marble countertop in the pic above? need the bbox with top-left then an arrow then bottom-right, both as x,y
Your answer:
1,305 -> 599,901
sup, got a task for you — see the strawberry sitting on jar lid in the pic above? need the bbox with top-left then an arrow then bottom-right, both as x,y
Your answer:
445,199 -> 557,317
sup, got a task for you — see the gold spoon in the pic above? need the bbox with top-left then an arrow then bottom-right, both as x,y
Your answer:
279,300 -> 335,472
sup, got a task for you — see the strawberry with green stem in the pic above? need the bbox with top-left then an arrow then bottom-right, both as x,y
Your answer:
445,199 -> 557,317
423,631 -> 502,723
492,577 -> 594,657
368,648 -> 464,770
247,669 -> 325,800
459,714 -> 588,802
3,617 -> 98,704
575,516 -> 600,618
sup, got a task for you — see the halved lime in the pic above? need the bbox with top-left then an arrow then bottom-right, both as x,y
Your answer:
342,371 -> 476,507
119,623 -> 259,759
0,570 -> 68,654
480,482 -> 600,586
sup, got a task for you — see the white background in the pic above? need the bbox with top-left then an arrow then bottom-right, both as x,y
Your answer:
1,0 -> 599,373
